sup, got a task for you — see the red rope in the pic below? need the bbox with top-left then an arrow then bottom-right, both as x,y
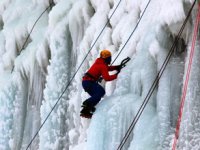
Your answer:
172,2 -> 200,150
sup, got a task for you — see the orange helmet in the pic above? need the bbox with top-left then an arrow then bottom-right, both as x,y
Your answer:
100,50 -> 111,59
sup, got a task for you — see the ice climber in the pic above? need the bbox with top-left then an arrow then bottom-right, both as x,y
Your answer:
80,49 -> 123,118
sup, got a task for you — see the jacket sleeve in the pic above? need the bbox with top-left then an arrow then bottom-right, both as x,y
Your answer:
108,65 -> 118,71
101,65 -> 117,81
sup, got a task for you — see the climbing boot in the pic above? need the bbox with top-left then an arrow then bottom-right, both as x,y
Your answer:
82,100 -> 96,112
80,107 -> 92,119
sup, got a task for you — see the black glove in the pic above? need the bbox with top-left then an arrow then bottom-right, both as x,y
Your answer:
115,65 -> 122,74
116,65 -> 122,71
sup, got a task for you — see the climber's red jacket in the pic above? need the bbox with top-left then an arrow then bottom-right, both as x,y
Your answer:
83,58 -> 118,81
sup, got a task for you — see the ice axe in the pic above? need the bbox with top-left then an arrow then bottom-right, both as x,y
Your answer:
115,57 -> 131,74
119,57 -> 131,69
98,57 -> 131,83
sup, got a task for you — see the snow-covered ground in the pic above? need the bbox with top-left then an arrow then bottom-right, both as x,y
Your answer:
0,0 -> 200,150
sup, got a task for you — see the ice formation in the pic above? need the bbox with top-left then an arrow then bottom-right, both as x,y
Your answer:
0,0 -> 199,150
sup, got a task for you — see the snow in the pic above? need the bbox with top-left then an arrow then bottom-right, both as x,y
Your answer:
0,0 -> 199,150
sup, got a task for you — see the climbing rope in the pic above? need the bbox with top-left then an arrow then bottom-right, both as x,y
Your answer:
25,0 -> 123,149
172,2 -> 200,150
116,1 -> 197,150
11,2 -> 54,73
112,0 -> 152,64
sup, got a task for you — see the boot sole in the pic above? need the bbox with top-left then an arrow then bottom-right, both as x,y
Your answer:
80,113 -> 92,119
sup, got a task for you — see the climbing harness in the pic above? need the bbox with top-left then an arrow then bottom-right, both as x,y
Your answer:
172,1 -> 200,150
116,1 -> 198,150
84,72 -> 97,81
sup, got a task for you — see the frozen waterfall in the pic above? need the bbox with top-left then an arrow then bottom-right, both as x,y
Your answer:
0,0 -> 200,150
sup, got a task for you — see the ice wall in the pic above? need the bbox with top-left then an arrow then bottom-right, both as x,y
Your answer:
0,0 -> 51,149
0,0 -> 199,150
83,0 -> 192,149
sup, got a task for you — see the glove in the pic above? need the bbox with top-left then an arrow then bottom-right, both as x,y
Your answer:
115,65 -> 122,74
116,65 -> 122,71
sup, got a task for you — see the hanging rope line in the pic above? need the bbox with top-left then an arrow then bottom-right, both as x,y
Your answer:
11,2 -> 54,73
25,0 -> 123,149
116,1 -> 197,150
172,2 -> 200,150
112,0 -> 152,64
